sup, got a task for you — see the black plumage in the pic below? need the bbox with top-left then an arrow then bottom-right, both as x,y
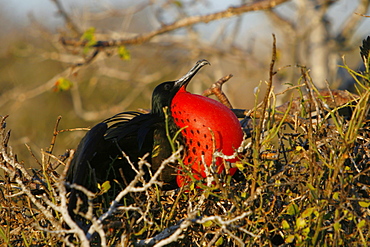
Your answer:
66,60 -> 209,216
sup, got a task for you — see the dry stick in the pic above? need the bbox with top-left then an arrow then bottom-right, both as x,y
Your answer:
142,211 -> 253,246
24,143 -> 42,167
1,115 -> 10,152
85,149 -> 183,240
46,115 -> 62,165
61,0 -> 290,47
202,74 -> 234,108
300,67 -> 318,181
60,0 -> 289,67
299,67 -> 327,246
0,115 -> 8,127
250,34 -> 277,195
154,186 -> 209,246
1,149 -> 33,182
57,127 -> 91,133
0,153 -> 62,232
355,12 -> 370,17
74,49 -> 101,67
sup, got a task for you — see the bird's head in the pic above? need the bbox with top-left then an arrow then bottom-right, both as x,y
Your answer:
151,59 -> 210,117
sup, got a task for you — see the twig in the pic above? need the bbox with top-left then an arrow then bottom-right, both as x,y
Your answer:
202,74 -> 234,108
250,34 -> 277,195
25,143 -> 42,167
355,12 -> 370,17
46,116 -> 62,165
50,0 -> 81,35
136,211 -> 254,246
85,147 -> 183,240
336,0 -> 370,45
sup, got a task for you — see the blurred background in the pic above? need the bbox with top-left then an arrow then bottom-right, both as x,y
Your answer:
0,0 -> 369,165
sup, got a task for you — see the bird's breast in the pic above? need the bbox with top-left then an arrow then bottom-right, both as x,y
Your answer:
171,91 -> 243,185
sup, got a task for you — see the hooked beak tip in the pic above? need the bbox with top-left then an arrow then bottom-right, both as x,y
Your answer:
196,59 -> 210,67
175,59 -> 210,88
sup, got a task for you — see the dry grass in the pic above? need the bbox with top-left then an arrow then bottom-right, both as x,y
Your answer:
0,59 -> 369,246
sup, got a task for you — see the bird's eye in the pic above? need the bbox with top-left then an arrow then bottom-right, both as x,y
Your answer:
164,84 -> 172,91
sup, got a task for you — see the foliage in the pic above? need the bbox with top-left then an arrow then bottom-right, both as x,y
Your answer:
54,77 -> 74,92
0,53 -> 369,246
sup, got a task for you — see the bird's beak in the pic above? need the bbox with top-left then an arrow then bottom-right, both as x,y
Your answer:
174,59 -> 210,89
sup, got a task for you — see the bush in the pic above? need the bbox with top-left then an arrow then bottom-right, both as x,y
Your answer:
1,41 -> 369,247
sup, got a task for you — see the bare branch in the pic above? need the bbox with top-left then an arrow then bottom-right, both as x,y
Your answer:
85,147 -> 183,240
202,74 -> 234,108
50,0 -> 81,35
61,0 -> 290,47
336,0 -> 370,46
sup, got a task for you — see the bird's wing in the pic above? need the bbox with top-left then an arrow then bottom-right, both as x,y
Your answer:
66,122 -> 107,186
67,122 -> 107,216
104,111 -> 160,152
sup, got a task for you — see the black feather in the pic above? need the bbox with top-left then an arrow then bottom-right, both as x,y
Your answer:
66,60 -> 210,218
360,36 -> 370,68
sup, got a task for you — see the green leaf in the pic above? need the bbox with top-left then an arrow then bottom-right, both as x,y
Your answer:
295,145 -> 304,151
346,212 -> 353,221
215,236 -> 224,246
306,183 -> 315,191
202,220 -> 213,227
101,181 -> 111,192
296,217 -> 306,229
83,40 -> 97,54
286,234 -> 295,243
54,77 -> 73,92
286,203 -> 299,216
357,219 -> 366,229
81,27 -> 97,54
307,183 -> 317,199
275,179 -> 281,187
118,46 -> 131,60
313,209 -> 319,218
97,181 -> 111,195
301,207 -> 315,218
241,191 -> 247,198
332,192 -> 340,201
302,226 -> 310,236
235,161 -> 245,171
282,220 -> 290,230
358,201 -> 370,207
134,225 -> 148,236
333,221 -> 341,232
81,27 -> 96,41
190,182 -> 195,191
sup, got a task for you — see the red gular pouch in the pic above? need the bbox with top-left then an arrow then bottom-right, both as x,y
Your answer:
171,86 -> 243,187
